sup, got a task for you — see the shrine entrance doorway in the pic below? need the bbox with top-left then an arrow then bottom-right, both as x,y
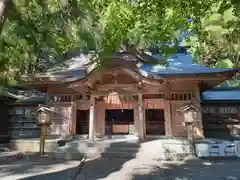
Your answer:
103,92 -> 136,135
145,109 -> 165,135
76,110 -> 89,134
105,109 -> 135,135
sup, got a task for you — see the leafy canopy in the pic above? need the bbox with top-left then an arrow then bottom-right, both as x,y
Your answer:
0,0 -> 239,85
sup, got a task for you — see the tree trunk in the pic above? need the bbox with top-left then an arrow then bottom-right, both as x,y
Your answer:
0,0 -> 12,34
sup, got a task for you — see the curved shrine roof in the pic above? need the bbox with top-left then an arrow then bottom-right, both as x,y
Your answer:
20,51 -> 239,83
139,53 -> 238,76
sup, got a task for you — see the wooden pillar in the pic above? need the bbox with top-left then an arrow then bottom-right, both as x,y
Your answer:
89,95 -> 95,140
94,102 -> 105,138
45,87 -> 50,104
71,100 -> 77,136
195,83 -> 204,138
138,93 -> 144,140
164,82 -> 173,136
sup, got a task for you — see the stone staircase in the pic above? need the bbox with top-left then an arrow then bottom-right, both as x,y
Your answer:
53,135 -> 195,160
54,136 -> 141,160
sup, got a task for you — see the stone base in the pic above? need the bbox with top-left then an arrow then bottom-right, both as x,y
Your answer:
9,138 -> 59,152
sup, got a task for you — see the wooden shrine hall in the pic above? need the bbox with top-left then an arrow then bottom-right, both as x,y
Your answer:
20,51 -> 239,140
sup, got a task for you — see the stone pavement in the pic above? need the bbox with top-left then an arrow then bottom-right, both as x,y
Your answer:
162,160 -> 240,180
0,161 -> 79,180
1,152 -> 240,180
0,153 -> 80,180
75,158 -> 240,180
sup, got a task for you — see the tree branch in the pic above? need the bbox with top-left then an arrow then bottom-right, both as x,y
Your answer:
0,0 -> 12,34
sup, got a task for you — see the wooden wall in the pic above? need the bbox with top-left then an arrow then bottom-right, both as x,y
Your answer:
72,94 -> 195,137
47,103 -> 72,136
171,101 -> 186,136
8,104 -> 41,139
46,80 -> 202,137
202,101 -> 240,139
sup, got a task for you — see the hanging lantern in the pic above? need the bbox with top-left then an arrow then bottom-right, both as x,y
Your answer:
179,103 -> 200,126
32,105 -> 56,125
31,104 -> 56,156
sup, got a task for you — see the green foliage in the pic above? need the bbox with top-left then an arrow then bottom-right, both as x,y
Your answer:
215,59 -> 234,68
0,0 -> 88,84
185,2 -> 240,69
183,1 -> 240,86
0,0 -> 239,86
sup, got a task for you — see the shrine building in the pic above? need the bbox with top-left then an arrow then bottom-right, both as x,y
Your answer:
19,50 -> 239,140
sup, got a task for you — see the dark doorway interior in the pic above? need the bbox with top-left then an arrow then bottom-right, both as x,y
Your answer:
105,109 -> 134,135
76,110 -> 89,134
145,109 -> 165,135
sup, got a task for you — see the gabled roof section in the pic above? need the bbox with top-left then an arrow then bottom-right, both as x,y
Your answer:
20,51 -> 147,83
0,86 -> 46,104
21,53 -> 93,83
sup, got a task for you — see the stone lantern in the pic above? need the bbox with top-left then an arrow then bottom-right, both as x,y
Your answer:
179,103 -> 200,155
32,105 -> 56,155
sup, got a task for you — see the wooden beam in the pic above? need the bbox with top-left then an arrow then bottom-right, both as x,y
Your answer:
68,78 -> 91,88
166,76 -> 229,81
90,89 -> 145,96
142,79 -> 165,86
97,83 -> 138,89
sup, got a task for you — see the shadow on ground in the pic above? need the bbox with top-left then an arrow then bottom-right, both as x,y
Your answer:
1,139 -> 240,180
0,153 -> 80,180
9,158 -> 240,180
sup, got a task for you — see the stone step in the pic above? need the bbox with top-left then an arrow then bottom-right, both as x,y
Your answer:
53,152 -> 88,160
54,148 -> 138,160
57,143 -> 139,153
101,151 -> 137,159
55,141 -> 140,160
109,141 -> 141,148
104,135 -> 138,139
105,146 -> 139,153
101,144 -> 140,159
65,139 -> 141,149
54,149 -> 138,160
